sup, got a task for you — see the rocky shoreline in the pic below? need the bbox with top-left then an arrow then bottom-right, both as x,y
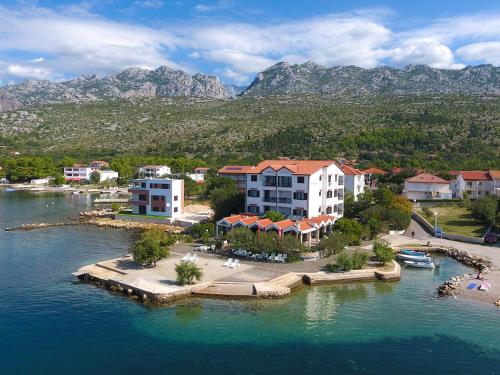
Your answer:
5,208 -> 184,233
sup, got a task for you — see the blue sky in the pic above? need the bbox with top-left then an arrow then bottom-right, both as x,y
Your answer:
0,0 -> 499,85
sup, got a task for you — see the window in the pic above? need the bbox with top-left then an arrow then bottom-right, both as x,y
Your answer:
318,206 -> 322,213
338,176 -> 344,185
152,206 -> 160,212
318,190 -> 322,196
162,183 -> 170,189
334,189 -> 338,197
327,190 -> 333,198
335,174 -> 338,182
248,205 -> 259,213
297,176 -> 305,183
328,175 -> 332,183
152,195 -> 159,201
264,176 -> 276,186
334,205 -> 338,212
248,189 -> 260,198
326,206 -> 332,214
319,175 -> 322,181
141,182 -> 146,188
264,206 -> 272,212
293,191 -> 307,200
138,194 -> 147,202
278,176 -> 292,187
174,207 -> 178,213
250,175 -> 257,182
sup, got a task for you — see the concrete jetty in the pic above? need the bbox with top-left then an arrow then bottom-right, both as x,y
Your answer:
73,250 -> 401,304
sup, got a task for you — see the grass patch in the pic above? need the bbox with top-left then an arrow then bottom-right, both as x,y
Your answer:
419,204 -> 488,237
116,212 -> 168,220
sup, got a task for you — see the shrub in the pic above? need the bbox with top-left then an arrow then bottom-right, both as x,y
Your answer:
111,202 -> 121,212
351,251 -> 369,269
373,242 -> 395,265
263,210 -> 286,222
325,263 -> 339,272
175,262 -> 203,286
471,196 -> 498,225
333,218 -> 363,245
336,251 -> 353,271
319,232 -> 350,256
226,227 -> 256,251
422,206 -> 433,218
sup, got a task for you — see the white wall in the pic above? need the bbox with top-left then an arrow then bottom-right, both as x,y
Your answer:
403,182 -> 452,200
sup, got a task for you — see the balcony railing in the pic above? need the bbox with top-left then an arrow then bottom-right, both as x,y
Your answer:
263,197 -> 277,203
278,197 -> 292,204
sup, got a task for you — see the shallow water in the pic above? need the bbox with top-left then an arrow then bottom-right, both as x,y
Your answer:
0,191 -> 498,374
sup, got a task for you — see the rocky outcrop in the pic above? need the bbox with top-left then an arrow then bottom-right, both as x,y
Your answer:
241,62 -> 500,97
1,65 -> 232,110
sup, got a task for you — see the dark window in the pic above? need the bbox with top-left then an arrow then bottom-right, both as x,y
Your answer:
319,190 -> 321,196
174,195 -> 178,201
278,176 -> 292,187
140,182 -> 146,188
174,207 -> 178,213
293,191 -> 307,200
327,190 -> 333,198
139,194 -> 147,202
162,183 -> 170,189
248,189 -> 260,197
152,206 -> 160,212
326,206 -> 333,214
297,176 -> 305,183
248,205 -> 259,213
250,175 -> 257,182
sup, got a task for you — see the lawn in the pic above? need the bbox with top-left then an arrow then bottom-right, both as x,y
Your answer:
419,204 -> 488,238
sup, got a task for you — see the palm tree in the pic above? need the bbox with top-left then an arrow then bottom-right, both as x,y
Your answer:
175,262 -> 203,286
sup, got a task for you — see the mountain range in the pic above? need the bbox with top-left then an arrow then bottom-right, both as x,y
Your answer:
0,62 -> 499,111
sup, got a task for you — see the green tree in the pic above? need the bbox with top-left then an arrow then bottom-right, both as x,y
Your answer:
333,218 -> 363,245
89,170 -> 100,184
226,227 -> 256,251
209,184 -> 244,221
175,262 -> 203,286
351,251 -> 369,269
319,232 -> 350,256
278,234 -> 305,254
471,196 -> 498,225
255,231 -> 279,253
131,229 -> 175,266
366,217 -> 382,239
373,187 -> 395,207
50,174 -> 66,186
191,223 -> 215,240
373,242 -> 395,265
336,251 -> 353,271
264,210 -> 286,222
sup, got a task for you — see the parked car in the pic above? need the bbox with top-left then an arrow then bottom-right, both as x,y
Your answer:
484,232 -> 498,244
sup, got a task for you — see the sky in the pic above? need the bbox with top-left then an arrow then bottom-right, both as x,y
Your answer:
0,0 -> 499,85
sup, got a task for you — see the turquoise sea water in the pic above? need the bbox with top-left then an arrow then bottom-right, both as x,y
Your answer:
0,191 -> 499,374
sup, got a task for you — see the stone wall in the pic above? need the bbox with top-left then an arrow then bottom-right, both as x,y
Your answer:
412,212 -> 484,245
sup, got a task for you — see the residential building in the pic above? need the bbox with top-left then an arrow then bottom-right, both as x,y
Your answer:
186,172 -> 205,183
0,177 -> 9,184
30,178 -> 52,185
361,167 -> 387,185
64,164 -> 118,182
340,165 -> 365,199
99,170 -> 119,182
403,173 -> 452,200
194,167 -> 210,174
456,171 -> 499,199
89,160 -> 109,169
220,159 -> 345,219
64,164 -> 92,182
129,178 -> 184,218
138,165 -> 171,178
218,165 -> 253,190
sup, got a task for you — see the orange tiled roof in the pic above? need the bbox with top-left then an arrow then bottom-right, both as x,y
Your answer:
488,170 -> 500,179
405,173 -> 449,184
340,164 -> 364,176
255,218 -> 274,229
273,219 -> 295,230
224,215 -> 248,224
460,171 -> 491,181
252,160 -> 338,176
240,216 -> 260,225
295,221 -> 314,231
361,167 -> 387,175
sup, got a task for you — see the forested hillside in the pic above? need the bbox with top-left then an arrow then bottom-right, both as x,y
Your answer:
0,94 -> 498,171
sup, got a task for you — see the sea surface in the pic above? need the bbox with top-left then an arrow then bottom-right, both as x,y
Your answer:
0,190 -> 498,375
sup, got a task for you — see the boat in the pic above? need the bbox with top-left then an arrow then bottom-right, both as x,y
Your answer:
404,260 -> 435,269
72,191 -> 80,195
401,249 -> 428,257
5,188 -> 16,192
397,253 -> 433,262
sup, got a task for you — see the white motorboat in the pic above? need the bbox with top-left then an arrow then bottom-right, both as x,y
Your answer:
397,253 -> 433,262
404,260 -> 435,269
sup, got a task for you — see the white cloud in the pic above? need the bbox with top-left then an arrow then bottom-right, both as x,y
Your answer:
221,67 -> 248,84
389,38 -> 464,69
456,42 -> 500,65
5,64 -> 53,80
30,57 -> 44,63
133,0 -> 163,9
194,1 -> 233,13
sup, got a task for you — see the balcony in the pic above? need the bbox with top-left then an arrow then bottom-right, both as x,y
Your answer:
278,197 -> 292,204
130,200 -> 148,206
263,196 -> 277,203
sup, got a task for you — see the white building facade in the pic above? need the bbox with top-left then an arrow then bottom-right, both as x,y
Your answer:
403,173 -> 452,200
99,170 -> 119,182
138,165 -> 172,178
456,171 -> 499,199
233,160 -> 345,219
64,165 -> 92,182
129,178 -> 184,218
340,165 -> 365,200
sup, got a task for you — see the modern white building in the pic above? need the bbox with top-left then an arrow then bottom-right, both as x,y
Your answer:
186,172 -> 205,183
64,165 -> 92,182
138,165 -> 172,179
98,170 -> 119,182
220,160 -> 345,219
403,173 -> 452,200
456,170 -> 500,199
129,178 -> 184,218
64,164 -> 118,183
340,165 -> 365,200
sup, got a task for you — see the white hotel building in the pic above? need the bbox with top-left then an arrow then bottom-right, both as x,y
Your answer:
129,178 -> 184,218
221,160 -> 345,219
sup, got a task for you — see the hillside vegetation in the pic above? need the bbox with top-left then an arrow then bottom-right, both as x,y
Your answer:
0,94 -> 498,170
